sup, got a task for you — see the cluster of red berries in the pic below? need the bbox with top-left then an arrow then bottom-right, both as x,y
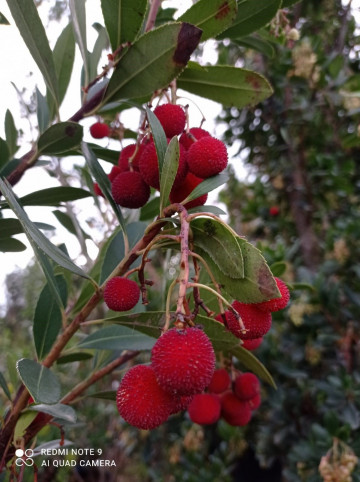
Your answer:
116,326 -> 216,429
216,277 -> 290,347
91,103 -> 228,210
187,369 -> 261,426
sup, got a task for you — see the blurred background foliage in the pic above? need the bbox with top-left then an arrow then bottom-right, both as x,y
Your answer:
1,0 -> 360,481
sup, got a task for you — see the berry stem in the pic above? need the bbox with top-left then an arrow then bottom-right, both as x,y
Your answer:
164,277 -> 178,332
187,282 -> 246,332
189,250 -> 225,314
175,206 -> 190,317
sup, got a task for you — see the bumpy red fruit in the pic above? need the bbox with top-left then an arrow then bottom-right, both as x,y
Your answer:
90,122 -> 110,139
208,369 -> 231,394
151,327 -> 215,396
179,127 -> 210,150
234,373 -> 260,401
187,136 -> 228,178
221,392 -> 252,427
256,277 -> 290,312
111,171 -> 150,208
169,172 -> 207,209
241,337 -> 263,351
139,140 -> 187,190
103,277 -> 140,312
247,393 -> 261,411
116,365 -> 175,429
118,144 -> 143,172
93,183 -> 104,197
269,206 -> 280,216
153,104 -> 186,138
170,395 -> 194,414
228,302 -> 272,340
108,165 -> 122,182
188,393 -> 221,425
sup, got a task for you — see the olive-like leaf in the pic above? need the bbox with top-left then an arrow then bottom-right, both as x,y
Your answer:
38,122 -> 83,155
78,325 -> 156,351
16,359 -> 61,404
159,136 -> 179,214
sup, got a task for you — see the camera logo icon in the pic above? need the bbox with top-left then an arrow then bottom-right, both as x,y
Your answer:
15,449 -> 34,467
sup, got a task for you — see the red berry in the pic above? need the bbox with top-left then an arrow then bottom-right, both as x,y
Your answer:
153,104 -> 186,138
269,206 -> 280,216
111,171 -> 150,208
108,165 -> 122,182
170,395 -> 194,414
188,393 -> 221,425
116,365 -> 175,429
234,373 -> 260,401
241,337 -> 263,351
227,302 -> 272,340
103,277 -> 140,312
179,128 -> 210,150
118,144 -> 143,172
169,172 -> 207,210
247,393 -> 261,411
90,122 -> 110,139
151,327 -> 215,396
221,392 -> 252,426
139,140 -> 187,190
187,136 -> 228,178
256,278 -> 290,312
93,182 -> 104,197
208,369 -> 231,394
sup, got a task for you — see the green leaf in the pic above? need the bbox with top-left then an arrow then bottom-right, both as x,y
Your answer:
183,172 -> 229,204
16,358 -> 61,404
53,22 -> 76,107
0,178 -> 90,280
178,64 -> 273,108
270,261 -> 287,277
235,35 -> 275,58
101,0 -> 147,51
87,145 -> 120,164
78,325 -> 156,351
53,210 -> 90,240
104,22 -> 202,103
0,137 -> 10,169
36,87 -> 50,133
14,412 -> 38,441
191,217 -> 244,278
179,0 -> 237,41
195,240 -> 280,303
5,0 -> 59,105
140,196 -> 160,221
0,158 -> 21,177
0,237 -> 26,252
33,276 -> 68,360
160,137 -> 179,214
88,24 -> 109,82
218,0 -> 281,40
82,141 -> 127,237
282,0 -> 302,7
0,372 -> 11,400
100,222 -> 146,284
38,122 -> 83,155
69,0 -> 90,88
0,12 -> 10,24
56,352 -> 93,365
146,107 -> 167,179
86,390 -> 116,401
29,404 -> 77,424
187,205 -> 226,216
5,110 -> 18,157
230,345 -> 276,387
0,187 -> 91,208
